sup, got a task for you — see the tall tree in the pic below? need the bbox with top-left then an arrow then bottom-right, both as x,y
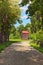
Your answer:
21,0 -> 43,30
30,11 -> 42,33
0,0 -> 21,42
25,23 -> 30,31
18,24 -> 25,34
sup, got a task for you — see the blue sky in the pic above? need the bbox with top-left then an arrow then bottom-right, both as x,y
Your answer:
15,5 -> 31,27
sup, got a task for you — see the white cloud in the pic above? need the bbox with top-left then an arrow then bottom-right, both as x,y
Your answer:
21,15 -> 28,19
20,7 -> 27,12
29,1 -> 31,4
20,5 -> 28,12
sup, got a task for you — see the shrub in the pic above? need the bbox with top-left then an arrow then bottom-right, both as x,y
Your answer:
36,30 -> 43,47
30,33 -> 36,42
14,35 -> 20,39
9,33 -> 20,39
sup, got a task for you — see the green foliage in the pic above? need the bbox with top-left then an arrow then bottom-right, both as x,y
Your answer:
24,23 -> 31,31
13,36 -> 20,39
30,12 -> 42,33
30,33 -> 36,41
21,0 -> 29,6
18,24 -> 25,34
21,0 -> 43,48
10,26 -> 16,35
0,0 -> 21,26
30,30 -> 43,47
36,30 -> 43,42
17,23 -> 30,35
0,39 -> 21,52
9,30 -> 20,40
21,0 -> 43,30
0,41 -> 13,52
0,0 -> 21,42
30,41 -> 43,53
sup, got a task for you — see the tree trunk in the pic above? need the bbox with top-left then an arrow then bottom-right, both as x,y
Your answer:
41,15 -> 43,30
40,42 -> 43,47
0,26 -> 9,42
0,33 -> 8,43
0,33 -> 3,43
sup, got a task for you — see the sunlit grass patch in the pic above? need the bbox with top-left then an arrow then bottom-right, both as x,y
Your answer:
30,41 -> 43,53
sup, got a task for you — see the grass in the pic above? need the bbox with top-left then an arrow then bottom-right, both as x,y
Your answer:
9,38 -> 29,42
30,41 -> 43,53
0,41 -> 12,52
0,39 -> 22,53
9,39 -> 22,42
0,38 -> 29,52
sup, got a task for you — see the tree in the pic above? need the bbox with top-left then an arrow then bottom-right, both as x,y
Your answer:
21,0 -> 43,46
21,0 -> 43,29
0,0 -> 21,42
21,0 -> 29,6
25,23 -> 31,31
10,25 -> 16,36
18,24 -> 25,34
30,11 -> 42,33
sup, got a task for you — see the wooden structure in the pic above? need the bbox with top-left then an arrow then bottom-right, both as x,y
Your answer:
21,31 -> 29,40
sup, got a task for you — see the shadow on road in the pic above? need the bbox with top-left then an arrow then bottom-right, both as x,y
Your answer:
0,42 -> 43,65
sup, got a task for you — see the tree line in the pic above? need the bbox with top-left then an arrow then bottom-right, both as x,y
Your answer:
0,0 -> 21,42
21,0 -> 43,47
9,23 -> 30,39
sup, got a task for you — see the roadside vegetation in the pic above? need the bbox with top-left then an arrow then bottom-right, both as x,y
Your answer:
0,22 -> 30,52
30,40 -> 43,53
0,41 -> 13,52
21,0 -> 43,53
0,0 -> 43,53
30,30 -> 43,53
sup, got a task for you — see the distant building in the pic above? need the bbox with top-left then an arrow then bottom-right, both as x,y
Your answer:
21,31 -> 29,40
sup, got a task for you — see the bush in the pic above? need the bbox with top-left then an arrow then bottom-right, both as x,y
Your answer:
36,30 -> 43,47
14,35 -> 20,39
30,30 -> 43,47
9,33 -> 20,39
30,33 -> 36,42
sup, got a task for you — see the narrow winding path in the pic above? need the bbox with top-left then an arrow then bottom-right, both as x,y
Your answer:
0,41 -> 43,65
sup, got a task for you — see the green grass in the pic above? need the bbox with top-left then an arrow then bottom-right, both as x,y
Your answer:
9,39 -> 22,42
9,38 -> 29,42
0,41 -> 12,52
30,41 -> 43,53
0,38 -> 29,53
0,39 -> 22,53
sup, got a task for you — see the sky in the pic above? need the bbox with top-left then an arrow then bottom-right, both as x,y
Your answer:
15,3 -> 31,27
